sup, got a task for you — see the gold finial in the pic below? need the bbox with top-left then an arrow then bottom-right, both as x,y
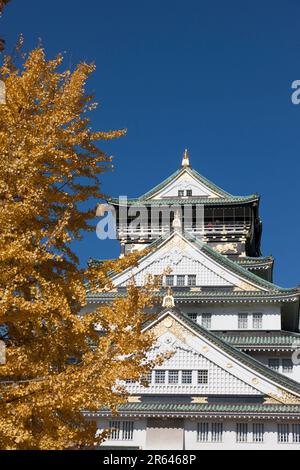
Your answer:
181,148 -> 190,168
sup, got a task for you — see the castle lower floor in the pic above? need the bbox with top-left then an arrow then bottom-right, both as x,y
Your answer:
97,416 -> 300,450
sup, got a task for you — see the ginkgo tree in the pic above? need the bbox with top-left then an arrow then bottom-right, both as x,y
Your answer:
0,47 -> 160,449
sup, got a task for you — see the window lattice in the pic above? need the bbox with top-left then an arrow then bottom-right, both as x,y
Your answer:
236,423 -> 248,443
253,423 -> 264,443
292,424 -> 300,443
202,313 -> 212,329
253,313 -> 262,329
154,370 -> 166,384
278,424 -> 289,443
198,370 -> 208,384
197,422 -> 209,442
238,314 -> 248,329
211,423 -> 223,442
182,370 -> 192,384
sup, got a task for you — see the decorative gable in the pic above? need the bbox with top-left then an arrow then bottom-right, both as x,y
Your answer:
112,233 -> 263,292
136,311 -> 300,403
150,170 -> 221,200
142,332 -> 262,396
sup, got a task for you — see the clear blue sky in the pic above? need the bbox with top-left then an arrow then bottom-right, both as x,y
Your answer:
2,0 -> 300,287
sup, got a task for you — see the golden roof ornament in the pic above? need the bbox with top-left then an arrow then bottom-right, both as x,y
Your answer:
162,287 -> 175,308
181,148 -> 190,168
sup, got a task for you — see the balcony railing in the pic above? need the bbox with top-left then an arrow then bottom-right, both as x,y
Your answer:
117,223 -> 251,238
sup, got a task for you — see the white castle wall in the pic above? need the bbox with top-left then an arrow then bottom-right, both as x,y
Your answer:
180,303 -> 282,330
97,418 -> 300,450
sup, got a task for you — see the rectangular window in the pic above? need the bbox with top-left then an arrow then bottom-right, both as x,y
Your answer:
178,190 -> 184,197
168,370 -> 179,384
182,370 -> 193,384
165,275 -> 174,287
154,370 -> 166,384
253,313 -> 263,329
211,423 -> 223,443
125,379 -> 136,384
187,275 -> 196,287
202,313 -> 212,329
268,359 -> 280,371
186,189 -> 192,197
122,421 -> 134,440
236,423 -> 248,443
253,423 -> 264,443
292,424 -> 300,443
188,313 -> 197,322
197,422 -> 209,442
109,420 -> 121,440
177,275 -> 185,287
282,359 -> 293,374
238,314 -> 248,329
278,424 -> 289,443
197,370 -> 208,385
142,371 -> 152,385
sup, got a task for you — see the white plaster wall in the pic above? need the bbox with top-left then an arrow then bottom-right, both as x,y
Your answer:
96,418 -> 300,450
184,419 -> 300,450
180,303 -> 282,330
251,352 -> 300,383
151,172 -> 217,199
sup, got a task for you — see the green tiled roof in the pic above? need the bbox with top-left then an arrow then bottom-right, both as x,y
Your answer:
87,234 -> 299,302
107,167 -> 259,206
144,308 -> 300,397
97,402 -> 300,415
108,195 -> 259,206
88,232 -> 298,297
236,256 -> 274,266
183,232 -> 294,293
87,289 -> 299,303
215,331 -> 300,348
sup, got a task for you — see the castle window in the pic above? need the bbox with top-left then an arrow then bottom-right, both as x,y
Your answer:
238,314 -> 248,329
197,423 -> 209,442
168,370 -> 179,384
197,370 -> 208,385
122,421 -> 134,440
108,420 -> 134,441
211,423 -> 223,442
178,190 -> 184,197
292,424 -> 300,443
165,275 -> 174,287
154,370 -> 166,384
278,424 -> 289,443
187,275 -> 196,287
186,189 -> 192,196
253,313 -> 263,329
268,358 -> 280,371
282,359 -> 293,374
109,420 -> 121,440
142,372 -> 152,385
182,370 -> 192,384
253,423 -> 264,443
202,313 -> 212,329
236,423 -> 248,443
188,313 -> 197,322
177,275 -> 185,287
